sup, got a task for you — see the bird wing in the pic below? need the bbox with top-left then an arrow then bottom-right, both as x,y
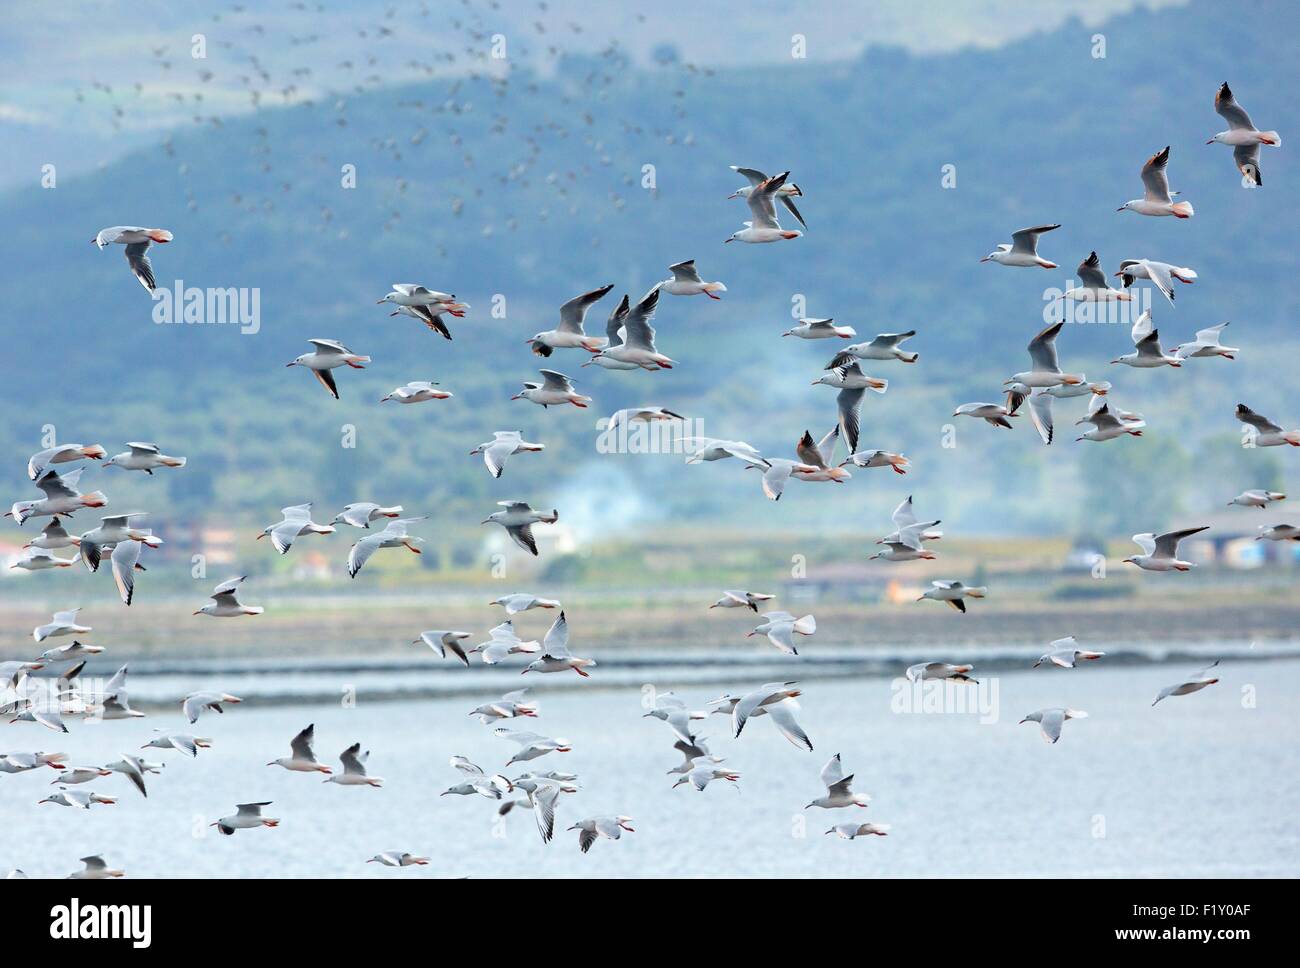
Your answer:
507,523 -> 538,556
1236,405 -> 1281,434
1010,224 -> 1059,255
1215,82 -> 1256,130
290,725 -> 317,761
539,369 -> 575,392
1154,526 -> 1208,558
531,784 -> 559,844
795,431 -> 827,469
761,461 -> 793,500
621,286 -> 660,350
110,539 -> 141,605
1027,321 -> 1064,372
339,742 -> 366,775
667,259 -> 704,284
1028,391 -> 1054,445
1131,533 -> 1157,556
1076,252 -> 1108,291
123,242 -> 157,291
542,611 -> 571,657
604,295 -> 629,346
820,753 -> 844,789
308,338 -> 349,354
745,171 -> 788,228
557,283 -> 614,334
836,388 -> 864,455
347,534 -> 384,577
765,700 -> 814,751
730,166 -> 768,187
1141,146 -> 1173,203
271,519 -> 304,555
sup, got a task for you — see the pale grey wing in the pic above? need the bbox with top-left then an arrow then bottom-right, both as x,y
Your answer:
339,505 -> 373,528
103,664 -> 129,699
746,172 -> 787,228
80,855 -> 108,871
765,700 -> 813,751
1131,533 -> 1157,556
557,283 -> 614,334
36,469 -> 82,499
1076,253 -> 1108,291
761,461 -> 794,500
1234,142 -> 1261,183
212,576 -> 246,595
892,496 -> 918,531
539,369 -> 575,392
578,825 -> 598,853
500,688 -> 530,703
1154,526 -> 1207,558
730,166 -> 768,187
1009,224 -> 1059,255
1027,321 -> 1064,372
765,622 -> 798,654
110,539 -> 141,605
820,753 -> 844,789
451,755 -> 483,775
1141,146 -> 1172,203
235,801 -> 271,816
622,286 -> 660,349
1215,82 -> 1256,130
309,338 -> 349,354
1131,309 -> 1153,343
482,440 -> 515,479
181,694 -> 205,724
667,259 -> 704,284
837,388 -> 863,454
1039,709 -> 1065,743
1088,403 -> 1123,430
605,295 -> 629,345
270,519 -> 304,555
1143,262 -> 1175,304
1028,391 -> 1054,445
542,611 -> 571,657
123,241 -> 157,291
1135,329 -> 1165,358
280,503 -> 313,520
816,426 -> 839,464
127,442 -> 160,455
339,743 -> 365,775
732,691 -> 767,737
290,725 -> 317,761
210,589 -> 241,607
594,816 -> 623,840
1194,322 -> 1229,344
347,534 -> 383,577
532,784 -> 559,843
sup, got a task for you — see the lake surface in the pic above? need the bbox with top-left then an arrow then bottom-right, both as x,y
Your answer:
3,657 -> 1297,878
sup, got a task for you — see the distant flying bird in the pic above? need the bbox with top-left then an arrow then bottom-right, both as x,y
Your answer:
826,822 -> 891,839
806,754 -> 871,809
1019,708 -> 1088,744
1153,660 -> 1222,706
1060,252 -> 1131,304
1174,322 -> 1237,361
194,576 -> 264,617
25,517 -> 81,550
286,339 -> 371,399
659,259 -> 727,299
414,629 -> 473,666
1007,320 -> 1085,388
709,590 -> 775,612
367,852 -> 429,867
258,503 -> 335,554
9,547 -> 74,571
980,223 -> 1059,268
482,501 -> 558,556
379,381 -> 453,403
325,744 -> 383,787
727,165 -> 807,230
587,287 -> 673,370
1257,524 -> 1300,542
726,171 -> 802,243
92,226 -> 173,291
953,402 -> 1017,429
27,443 -> 106,481
905,662 -> 978,683
916,581 -> 987,613
7,468 -> 107,526
331,503 -> 403,528
1235,404 -> 1300,447
347,517 -> 426,577
512,369 -> 592,407
1032,636 -> 1106,669
1114,259 -> 1196,305
521,611 -> 596,677
269,724 -> 331,773
102,442 -> 186,473
470,431 -> 544,479
181,691 -> 243,723
567,816 -> 635,853
212,802 -> 279,835
1209,82 -> 1279,185
529,283 -> 615,354
1112,328 -> 1181,369
1228,489 -> 1285,509
67,855 -> 124,879
782,318 -> 855,339
1117,146 -> 1194,217
33,608 -> 90,643
838,330 -> 919,364
490,593 -> 561,615
1122,526 -> 1209,572
748,611 -> 816,655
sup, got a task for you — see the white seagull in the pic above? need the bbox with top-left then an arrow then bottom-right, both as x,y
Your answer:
529,283 -> 615,354
512,369 -> 592,407
783,317 -> 855,339
660,259 -> 728,299
1122,527 -> 1209,572
325,744 -> 383,787
1153,660 -> 1221,706
482,501 -> 558,557
268,724 -> 331,774
726,170 -> 802,243
1019,708 -> 1088,744
92,226 -> 173,291
1117,146 -> 1194,217
194,576 -> 264,616
1032,636 -> 1106,669
806,753 -> 871,809
380,381 -> 452,404
27,443 -> 107,481
347,517 -> 426,577
1235,404 -> 1299,447
286,339 -> 371,399
212,802 -> 279,835
1174,323 -> 1237,361
917,581 -> 987,613
568,816 -> 635,853
727,165 -> 807,229
521,611 -> 596,677
1208,82 -> 1279,186
258,503 -> 335,554
1228,489 -> 1285,509
981,224 -> 1060,268
102,442 -> 186,474
748,611 -> 816,655
471,431 -> 545,479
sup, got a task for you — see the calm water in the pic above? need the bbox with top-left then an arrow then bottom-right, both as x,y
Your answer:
3,658 -> 1297,878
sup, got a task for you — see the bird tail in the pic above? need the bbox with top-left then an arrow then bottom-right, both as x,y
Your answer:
541,509 -> 560,524
379,506 -> 403,517
1171,200 -> 1194,218
81,491 -> 107,508
1259,131 -> 1281,146
868,378 -> 889,394
161,456 -> 186,467
793,615 -> 817,635
1284,431 -> 1300,446
966,587 -> 988,598
899,351 -> 919,363
81,445 -> 107,459
704,281 -> 727,293
243,606 -> 265,615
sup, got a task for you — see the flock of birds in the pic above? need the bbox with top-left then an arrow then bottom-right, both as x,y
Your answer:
1,72 -> 1292,877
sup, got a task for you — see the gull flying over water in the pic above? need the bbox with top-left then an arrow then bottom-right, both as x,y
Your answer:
1123,526 -> 1208,572
268,724 -> 331,773
806,754 -> 871,809
1019,708 -> 1088,744
332,502 -> 403,529
194,575 -> 264,616
1153,660 -> 1221,705
325,744 -> 383,787
917,581 -> 987,613
709,590 -> 775,612
568,816 -> 635,853
483,501 -> 558,557
258,503 -> 335,555
347,516 -> 426,577
521,611 -> 596,677
212,802 -> 279,835
1032,637 -> 1106,669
